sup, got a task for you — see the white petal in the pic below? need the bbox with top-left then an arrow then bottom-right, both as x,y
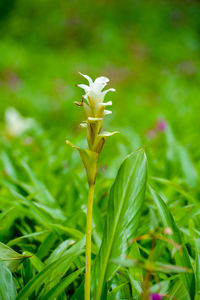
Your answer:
77,84 -> 90,93
79,72 -> 93,86
96,101 -> 112,109
94,76 -> 109,85
93,76 -> 110,92
82,94 -> 88,101
102,88 -> 116,96
88,117 -> 103,122
104,101 -> 112,106
104,110 -> 112,115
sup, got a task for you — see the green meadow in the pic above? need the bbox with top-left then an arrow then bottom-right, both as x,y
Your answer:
0,1 -> 200,299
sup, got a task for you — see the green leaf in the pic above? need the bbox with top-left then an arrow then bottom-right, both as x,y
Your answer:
8,188 -> 53,225
22,258 -> 34,286
151,176 -> 196,204
177,144 -> 198,188
150,279 -> 169,295
46,239 -> 72,264
41,268 -> 84,300
92,148 -> 147,300
16,238 -> 85,300
22,161 -> 56,206
195,238 -> 200,296
150,187 -> 195,299
23,251 -> 45,272
166,125 -> 198,187
7,230 -> 49,247
0,242 -> 29,272
48,224 -> 84,240
36,232 -> 57,259
0,261 -> 17,300
71,281 -> 84,300
1,151 -> 17,179
108,283 -> 128,300
128,241 -> 143,297
169,279 -> 190,300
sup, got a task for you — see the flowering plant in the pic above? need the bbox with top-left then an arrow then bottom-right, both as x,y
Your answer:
66,73 -> 117,299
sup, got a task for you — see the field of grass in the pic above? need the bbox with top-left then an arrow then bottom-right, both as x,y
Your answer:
1,0 -> 200,299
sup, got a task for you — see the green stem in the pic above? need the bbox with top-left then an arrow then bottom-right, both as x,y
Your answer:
85,183 -> 95,300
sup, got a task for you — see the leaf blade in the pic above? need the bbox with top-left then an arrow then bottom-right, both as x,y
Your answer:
93,148 -> 147,299
41,268 -> 84,300
0,261 -> 16,300
0,242 -> 29,272
15,238 -> 85,300
150,187 -> 195,299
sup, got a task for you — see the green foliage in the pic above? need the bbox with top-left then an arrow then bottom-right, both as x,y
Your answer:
0,0 -> 200,298
150,187 -> 195,298
16,239 -> 85,300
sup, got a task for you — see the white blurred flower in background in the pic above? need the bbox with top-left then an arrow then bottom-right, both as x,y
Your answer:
5,107 -> 35,137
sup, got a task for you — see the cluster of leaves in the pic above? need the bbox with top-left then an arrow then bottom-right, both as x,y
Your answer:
0,127 -> 199,299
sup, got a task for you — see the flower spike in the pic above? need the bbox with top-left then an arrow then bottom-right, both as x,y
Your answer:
67,72 -> 116,156
65,73 -> 117,300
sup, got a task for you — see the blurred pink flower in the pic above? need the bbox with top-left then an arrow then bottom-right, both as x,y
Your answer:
157,120 -> 167,132
151,293 -> 162,300
146,119 -> 167,139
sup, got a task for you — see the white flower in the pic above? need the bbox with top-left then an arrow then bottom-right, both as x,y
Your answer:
77,72 -> 115,105
5,107 -> 34,136
66,72 -> 118,161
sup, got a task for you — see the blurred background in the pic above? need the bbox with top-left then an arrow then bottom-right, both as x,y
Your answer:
0,0 -> 200,185
1,2 -> 200,297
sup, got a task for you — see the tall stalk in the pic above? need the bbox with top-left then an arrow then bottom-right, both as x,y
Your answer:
85,183 -> 95,300
66,72 -> 117,299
